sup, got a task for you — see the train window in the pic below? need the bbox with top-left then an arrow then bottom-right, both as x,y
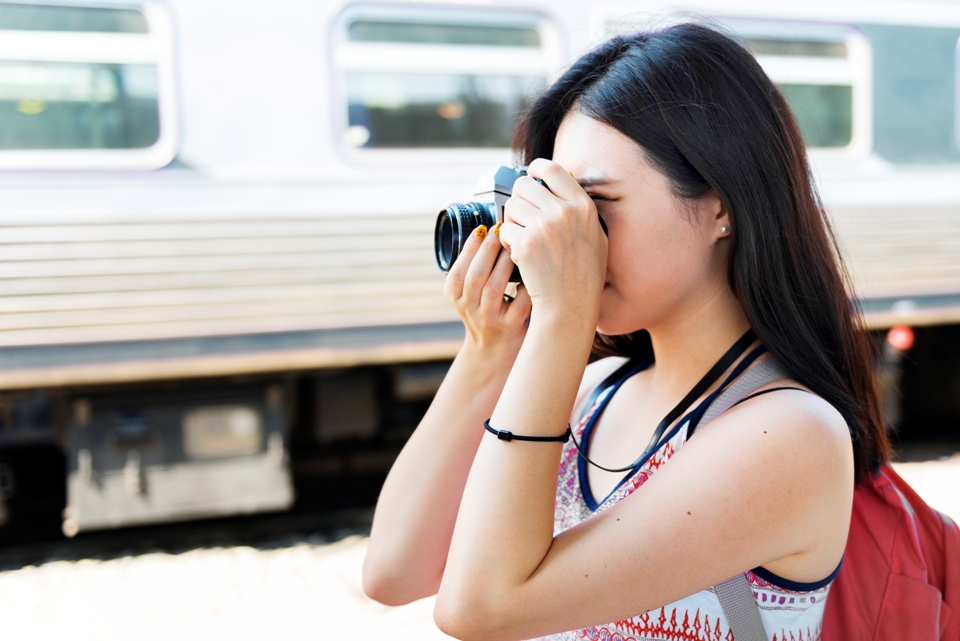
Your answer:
347,21 -> 541,47
0,3 -> 147,32
744,38 -> 847,59
344,72 -> 544,149
334,6 -> 558,151
0,61 -> 160,150
779,83 -> 853,148
0,2 -> 177,170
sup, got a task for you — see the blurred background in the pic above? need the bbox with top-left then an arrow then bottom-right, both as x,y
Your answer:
0,0 -> 958,638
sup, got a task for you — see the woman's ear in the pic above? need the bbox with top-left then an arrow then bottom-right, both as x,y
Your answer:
703,189 -> 730,240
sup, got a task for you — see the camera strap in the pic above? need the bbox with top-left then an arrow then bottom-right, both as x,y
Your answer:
570,328 -> 757,473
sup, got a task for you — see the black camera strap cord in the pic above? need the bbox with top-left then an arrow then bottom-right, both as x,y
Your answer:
569,328 -> 757,473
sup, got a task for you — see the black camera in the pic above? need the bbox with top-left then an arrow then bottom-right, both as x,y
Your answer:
434,165 -> 525,274
433,165 -> 607,279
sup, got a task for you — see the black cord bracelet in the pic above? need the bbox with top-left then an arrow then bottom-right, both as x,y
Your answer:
483,418 -> 571,443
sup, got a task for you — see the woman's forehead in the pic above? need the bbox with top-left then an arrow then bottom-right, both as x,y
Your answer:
554,111 -> 658,190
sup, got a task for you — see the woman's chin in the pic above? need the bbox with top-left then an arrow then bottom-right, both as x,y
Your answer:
598,292 -> 647,336
597,311 -> 647,337
597,320 -> 632,337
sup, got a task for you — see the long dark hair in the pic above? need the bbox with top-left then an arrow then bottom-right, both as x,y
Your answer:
513,23 -> 889,483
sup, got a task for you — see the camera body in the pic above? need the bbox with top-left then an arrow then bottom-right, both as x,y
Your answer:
434,165 -> 525,273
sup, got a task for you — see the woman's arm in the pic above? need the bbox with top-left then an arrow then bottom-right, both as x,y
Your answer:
436,377 -> 852,640
363,341 -> 515,605
363,223 -> 530,605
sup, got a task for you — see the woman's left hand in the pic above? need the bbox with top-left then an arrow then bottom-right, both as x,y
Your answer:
498,158 -> 608,327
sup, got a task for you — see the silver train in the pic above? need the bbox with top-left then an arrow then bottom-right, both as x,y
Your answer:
0,0 -> 958,538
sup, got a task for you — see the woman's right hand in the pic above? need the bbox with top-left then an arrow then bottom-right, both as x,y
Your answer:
444,224 -> 532,355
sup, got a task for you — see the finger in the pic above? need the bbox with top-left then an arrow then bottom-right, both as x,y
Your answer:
480,244 -> 517,314
509,174 -> 553,211
443,224 -> 487,303
496,221 -> 522,256
527,158 -> 585,203
503,283 -> 532,325
502,195 -> 540,230
461,226 -> 503,307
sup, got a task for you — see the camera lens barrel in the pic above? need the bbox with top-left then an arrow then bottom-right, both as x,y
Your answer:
434,202 -> 496,272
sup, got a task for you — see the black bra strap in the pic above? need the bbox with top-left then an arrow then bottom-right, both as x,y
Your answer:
731,386 -> 811,407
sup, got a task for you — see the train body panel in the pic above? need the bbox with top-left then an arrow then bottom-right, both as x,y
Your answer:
0,0 -> 959,535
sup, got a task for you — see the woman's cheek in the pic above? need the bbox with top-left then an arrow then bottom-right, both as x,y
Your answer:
597,290 -> 629,335
596,236 -> 637,329
597,280 -> 645,334
597,242 -> 689,334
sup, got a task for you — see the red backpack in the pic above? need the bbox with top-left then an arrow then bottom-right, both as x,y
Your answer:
822,463 -> 960,640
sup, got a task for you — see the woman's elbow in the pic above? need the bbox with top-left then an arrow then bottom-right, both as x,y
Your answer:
362,572 -> 401,606
433,589 -> 506,641
362,556 -> 435,606
362,566 -> 410,606
433,596 -> 480,641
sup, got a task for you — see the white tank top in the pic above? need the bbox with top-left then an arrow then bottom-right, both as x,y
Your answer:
533,357 -> 839,641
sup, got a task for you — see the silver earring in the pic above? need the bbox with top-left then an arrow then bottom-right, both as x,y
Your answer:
720,226 -> 729,233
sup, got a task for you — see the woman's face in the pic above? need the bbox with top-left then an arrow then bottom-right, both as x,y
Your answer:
552,110 -> 731,336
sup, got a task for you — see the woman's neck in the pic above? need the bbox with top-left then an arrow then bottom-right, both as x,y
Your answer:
646,284 -> 752,396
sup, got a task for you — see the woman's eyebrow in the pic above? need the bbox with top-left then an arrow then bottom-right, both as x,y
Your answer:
577,177 -> 617,188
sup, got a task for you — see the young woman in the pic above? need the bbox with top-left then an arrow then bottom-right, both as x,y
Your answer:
363,23 -> 890,640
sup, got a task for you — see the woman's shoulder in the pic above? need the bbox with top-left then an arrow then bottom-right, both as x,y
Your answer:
739,378 -> 850,440
699,377 -> 853,480
689,378 -> 854,581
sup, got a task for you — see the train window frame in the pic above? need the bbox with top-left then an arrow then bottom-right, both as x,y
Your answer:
956,34 -> 960,153
594,13 -> 873,163
330,4 -> 561,165
0,1 -> 178,170
738,21 -> 873,162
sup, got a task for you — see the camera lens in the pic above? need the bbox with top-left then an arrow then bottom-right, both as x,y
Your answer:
434,202 -> 496,272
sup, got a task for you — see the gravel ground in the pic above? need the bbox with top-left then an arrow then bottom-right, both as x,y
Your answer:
0,455 -> 956,641
891,453 -> 960,522
0,532 -> 452,641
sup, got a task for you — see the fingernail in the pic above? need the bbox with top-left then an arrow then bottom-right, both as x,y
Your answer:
474,225 -> 487,240
492,222 -> 503,236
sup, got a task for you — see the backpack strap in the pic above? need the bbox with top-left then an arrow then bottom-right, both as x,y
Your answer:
700,357 -> 793,641
714,574 -> 768,641
690,358 -> 792,435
